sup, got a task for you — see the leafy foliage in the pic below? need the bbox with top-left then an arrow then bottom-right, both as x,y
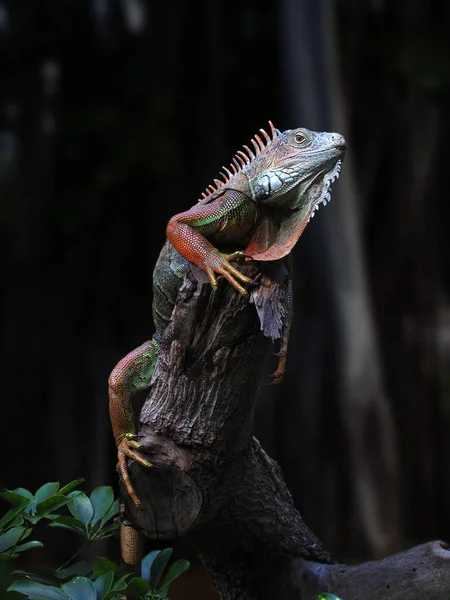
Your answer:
318,594 -> 342,600
8,550 -> 189,599
50,487 -> 119,542
0,480 -> 84,560
0,480 -> 189,599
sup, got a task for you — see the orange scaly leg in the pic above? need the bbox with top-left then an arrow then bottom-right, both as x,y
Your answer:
109,339 -> 158,505
109,339 -> 159,566
166,194 -> 256,296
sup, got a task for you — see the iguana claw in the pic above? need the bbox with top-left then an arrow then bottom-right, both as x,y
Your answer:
249,279 -> 260,289
225,250 -> 248,262
248,272 -> 262,288
117,433 -> 153,508
270,349 -> 286,385
270,370 -> 285,385
206,250 -> 253,296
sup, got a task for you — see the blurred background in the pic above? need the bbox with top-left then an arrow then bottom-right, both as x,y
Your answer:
1,0 -> 450,588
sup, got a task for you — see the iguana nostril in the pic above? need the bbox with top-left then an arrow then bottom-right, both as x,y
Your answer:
332,133 -> 346,151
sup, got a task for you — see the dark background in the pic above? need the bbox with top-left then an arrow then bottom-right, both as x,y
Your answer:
1,0 -> 450,575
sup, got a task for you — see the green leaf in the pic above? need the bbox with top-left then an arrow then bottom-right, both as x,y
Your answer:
90,487 -> 114,526
2,552 -> 19,559
36,494 -> 72,517
111,574 -> 130,591
48,523 -> 84,535
92,557 -> 124,578
125,576 -> 149,596
35,482 -> 60,504
12,570 -> 58,586
92,522 -> 120,541
93,570 -> 114,598
11,488 -> 34,499
0,490 -> 33,505
0,526 -> 25,552
49,515 -> 86,534
22,514 -> 40,525
149,548 -> 172,590
15,540 -> 44,553
67,493 -> 93,527
8,580 -> 68,599
62,576 -> 96,600
0,496 -> 30,529
102,592 -> 125,600
159,559 -> 189,590
54,561 -> 92,580
102,574 -> 130,599
58,479 -> 85,496
140,550 -> 160,584
102,593 -> 125,600
19,528 -> 33,543
318,595 -> 343,600
100,499 -> 119,526
9,515 -> 25,527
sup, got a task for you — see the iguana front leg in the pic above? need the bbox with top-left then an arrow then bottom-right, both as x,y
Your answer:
108,339 -> 158,506
166,193 -> 256,296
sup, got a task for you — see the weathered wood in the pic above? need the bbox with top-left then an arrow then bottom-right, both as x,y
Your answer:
325,541 -> 450,600
120,267 -> 450,599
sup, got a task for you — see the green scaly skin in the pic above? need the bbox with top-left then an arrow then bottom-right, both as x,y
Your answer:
109,122 -> 346,564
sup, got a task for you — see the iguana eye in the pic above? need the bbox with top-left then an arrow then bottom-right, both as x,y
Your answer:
295,132 -> 306,144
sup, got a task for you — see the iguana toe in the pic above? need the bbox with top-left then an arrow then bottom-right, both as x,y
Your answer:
117,434 -> 153,507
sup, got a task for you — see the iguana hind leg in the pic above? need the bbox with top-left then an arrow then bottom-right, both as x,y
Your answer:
271,269 -> 293,385
109,338 -> 159,506
109,340 -> 159,570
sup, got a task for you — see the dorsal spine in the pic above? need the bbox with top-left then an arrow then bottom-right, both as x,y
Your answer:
198,121 -> 280,201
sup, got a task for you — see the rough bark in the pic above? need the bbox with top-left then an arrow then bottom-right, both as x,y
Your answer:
120,267 -> 450,600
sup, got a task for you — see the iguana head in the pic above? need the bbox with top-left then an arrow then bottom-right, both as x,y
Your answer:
247,126 -> 345,214
243,123 -> 346,261
198,122 -> 346,261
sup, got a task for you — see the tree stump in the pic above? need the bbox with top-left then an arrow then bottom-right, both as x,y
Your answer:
120,267 -> 450,600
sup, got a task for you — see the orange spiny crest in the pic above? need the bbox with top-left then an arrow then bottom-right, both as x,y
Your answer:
268,121 -> 278,138
254,134 -> 265,151
251,138 -> 260,154
197,121 -> 279,201
243,145 -> 255,160
235,154 -> 246,168
260,128 -> 271,143
237,150 -> 250,164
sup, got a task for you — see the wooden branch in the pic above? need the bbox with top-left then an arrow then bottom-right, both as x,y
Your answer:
120,268 -> 450,600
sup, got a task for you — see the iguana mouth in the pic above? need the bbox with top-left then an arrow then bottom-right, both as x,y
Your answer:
307,159 -> 342,223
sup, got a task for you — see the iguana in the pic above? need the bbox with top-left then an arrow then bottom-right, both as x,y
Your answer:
108,122 -> 345,564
